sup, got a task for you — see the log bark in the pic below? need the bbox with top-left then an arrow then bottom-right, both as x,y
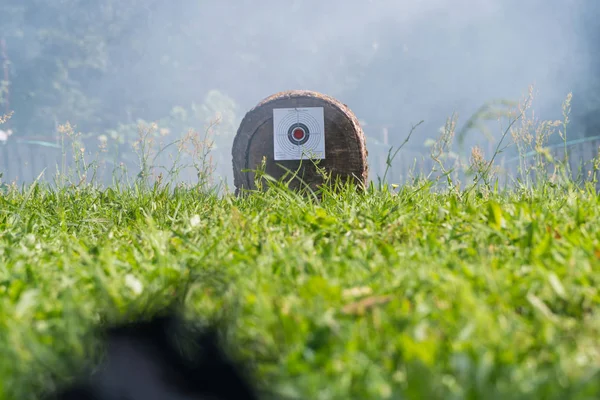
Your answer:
232,90 -> 368,194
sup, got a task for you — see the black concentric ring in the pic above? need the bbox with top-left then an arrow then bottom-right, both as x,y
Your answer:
287,122 -> 310,146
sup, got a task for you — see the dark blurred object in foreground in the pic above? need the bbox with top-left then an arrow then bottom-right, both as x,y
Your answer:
43,312 -> 261,400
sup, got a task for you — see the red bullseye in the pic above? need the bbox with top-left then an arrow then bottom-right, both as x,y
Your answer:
293,128 -> 305,140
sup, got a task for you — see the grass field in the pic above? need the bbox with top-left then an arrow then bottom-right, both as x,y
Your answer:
1,178 -> 599,399
1,90 -> 600,399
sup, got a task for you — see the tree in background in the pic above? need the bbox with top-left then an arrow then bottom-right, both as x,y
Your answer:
0,0 -> 599,178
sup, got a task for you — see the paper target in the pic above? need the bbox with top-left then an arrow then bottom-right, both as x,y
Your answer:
273,107 -> 325,160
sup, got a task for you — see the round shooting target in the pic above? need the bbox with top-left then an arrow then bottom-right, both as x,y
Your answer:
273,107 -> 325,160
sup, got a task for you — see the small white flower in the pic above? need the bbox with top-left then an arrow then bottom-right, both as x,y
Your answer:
190,214 -> 201,228
125,274 -> 143,296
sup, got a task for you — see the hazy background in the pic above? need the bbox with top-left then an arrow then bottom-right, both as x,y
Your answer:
1,0 -> 599,187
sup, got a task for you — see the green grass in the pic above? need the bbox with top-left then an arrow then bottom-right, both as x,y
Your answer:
1,179 -> 599,400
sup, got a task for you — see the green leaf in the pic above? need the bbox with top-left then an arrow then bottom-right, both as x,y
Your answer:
487,201 -> 504,230
548,273 -> 567,300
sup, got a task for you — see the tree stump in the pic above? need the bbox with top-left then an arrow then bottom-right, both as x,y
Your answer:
232,90 -> 368,194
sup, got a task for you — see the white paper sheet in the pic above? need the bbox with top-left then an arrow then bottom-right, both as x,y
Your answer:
273,107 -> 325,160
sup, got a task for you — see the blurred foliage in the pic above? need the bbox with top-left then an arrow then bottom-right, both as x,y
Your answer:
0,0 -> 242,138
0,0 -> 598,154
102,90 -> 237,149
98,89 -> 239,186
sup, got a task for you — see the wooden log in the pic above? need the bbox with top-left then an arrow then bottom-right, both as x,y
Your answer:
232,90 -> 368,194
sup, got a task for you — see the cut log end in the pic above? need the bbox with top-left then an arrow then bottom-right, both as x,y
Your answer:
232,90 -> 369,194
